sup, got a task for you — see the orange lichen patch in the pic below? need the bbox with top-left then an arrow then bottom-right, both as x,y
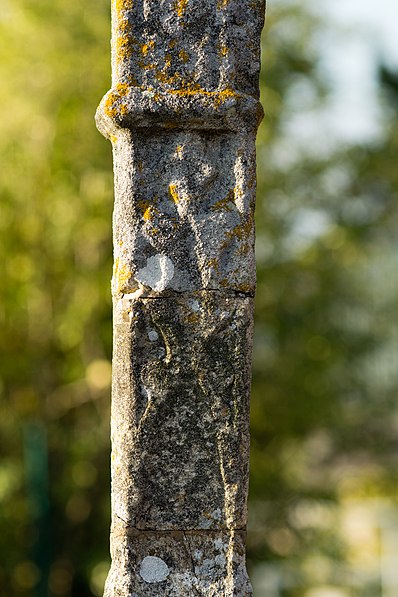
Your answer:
154,70 -> 182,86
165,84 -> 239,108
164,53 -> 172,69
175,0 -> 188,18
104,83 -> 130,118
138,198 -> 160,222
217,0 -> 229,8
143,207 -> 153,221
168,183 -> 181,204
113,257 -> 133,293
141,40 -> 155,56
138,61 -> 157,70
236,282 -> 253,293
186,313 -> 200,324
207,257 -> 220,273
118,17 -> 131,33
213,86 -> 237,107
113,0 -> 133,14
168,39 -> 177,49
219,45 -> 229,57
138,199 -> 150,216
115,16 -> 138,65
175,145 -> 184,159
116,82 -> 129,95
178,49 -> 189,63
116,35 -> 134,61
210,189 -> 235,212
230,217 -> 253,241
219,216 -> 253,251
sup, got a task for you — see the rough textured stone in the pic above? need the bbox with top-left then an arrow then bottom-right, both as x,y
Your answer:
111,293 -> 253,530
105,524 -> 252,596
109,130 -> 257,295
96,0 -> 265,594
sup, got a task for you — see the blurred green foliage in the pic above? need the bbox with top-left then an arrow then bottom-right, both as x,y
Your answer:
0,0 -> 397,595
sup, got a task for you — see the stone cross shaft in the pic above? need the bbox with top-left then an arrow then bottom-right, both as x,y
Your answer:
96,1 -> 265,594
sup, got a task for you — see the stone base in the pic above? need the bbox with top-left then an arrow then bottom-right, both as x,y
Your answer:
104,524 -> 252,596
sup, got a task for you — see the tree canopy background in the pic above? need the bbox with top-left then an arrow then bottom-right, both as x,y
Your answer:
0,0 -> 397,595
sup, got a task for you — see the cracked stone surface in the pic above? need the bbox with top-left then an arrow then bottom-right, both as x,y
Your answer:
96,0 -> 265,594
105,523 -> 252,596
111,293 -> 253,531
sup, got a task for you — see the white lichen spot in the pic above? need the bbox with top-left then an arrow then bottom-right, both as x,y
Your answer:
212,508 -> 222,520
136,254 -> 174,291
139,556 -> 170,583
199,516 -> 213,529
189,299 -> 200,312
193,549 -> 203,560
213,538 -> 224,550
143,0 -> 150,19
148,329 -> 158,341
215,554 -> 226,566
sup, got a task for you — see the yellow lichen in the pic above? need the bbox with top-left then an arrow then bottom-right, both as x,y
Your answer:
116,35 -> 133,61
213,86 -> 237,108
165,53 -> 172,69
207,258 -> 220,273
113,257 -> 132,293
113,0 -> 133,14
154,70 -> 182,86
104,83 -> 130,118
231,217 -> 253,241
175,0 -> 188,18
138,199 -> 160,222
141,40 -> 155,56
186,313 -> 200,324
217,0 -> 229,8
210,188 -> 235,212
175,145 -> 184,159
168,183 -> 181,204
219,45 -> 229,57
143,207 -> 153,221
138,61 -> 156,70
178,49 -> 189,63
164,84 -> 239,108
236,282 -> 253,293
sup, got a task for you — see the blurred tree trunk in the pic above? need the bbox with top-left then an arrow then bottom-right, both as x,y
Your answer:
96,1 -> 265,594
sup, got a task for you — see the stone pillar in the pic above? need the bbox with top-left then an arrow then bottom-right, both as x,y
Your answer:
96,1 -> 265,594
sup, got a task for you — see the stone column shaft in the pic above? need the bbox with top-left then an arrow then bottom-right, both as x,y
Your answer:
96,1 -> 265,594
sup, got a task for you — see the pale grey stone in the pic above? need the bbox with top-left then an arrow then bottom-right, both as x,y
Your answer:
139,556 -> 170,583
111,293 -> 253,530
96,0 -> 265,594
104,525 -> 252,596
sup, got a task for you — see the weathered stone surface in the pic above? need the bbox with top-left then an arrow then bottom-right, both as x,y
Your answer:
110,130 -> 257,295
96,0 -> 265,594
105,525 -> 252,596
95,0 -> 265,136
111,292 -> 253,530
